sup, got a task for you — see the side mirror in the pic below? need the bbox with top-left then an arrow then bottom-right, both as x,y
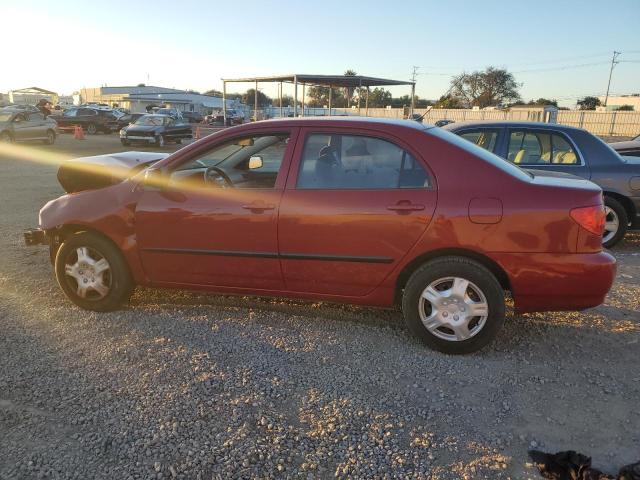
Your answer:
248,155 -> 263,170
142,168 -> 165,190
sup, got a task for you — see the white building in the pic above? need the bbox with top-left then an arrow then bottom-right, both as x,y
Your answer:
597,94 -> 639,111
8,87 -> 59,105
79,85 -> 241,114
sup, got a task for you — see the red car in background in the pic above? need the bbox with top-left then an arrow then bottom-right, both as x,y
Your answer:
25,118 -> 616,353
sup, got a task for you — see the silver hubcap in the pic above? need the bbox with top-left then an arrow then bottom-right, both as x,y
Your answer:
157,136 -> 164,146
603,206 -> 619,244
64,247 -> 111,300
418,277 -> 489,342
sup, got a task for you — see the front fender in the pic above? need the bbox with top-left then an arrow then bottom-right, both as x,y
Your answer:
40,180 -> 148,284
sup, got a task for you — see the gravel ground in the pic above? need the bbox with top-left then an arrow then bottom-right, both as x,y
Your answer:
1,136 -> 639,479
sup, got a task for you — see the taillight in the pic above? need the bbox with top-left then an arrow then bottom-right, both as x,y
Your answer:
570,205 -> 605,235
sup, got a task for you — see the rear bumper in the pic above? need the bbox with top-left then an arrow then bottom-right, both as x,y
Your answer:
494,251 -> 617,312
24,228 -> 48,246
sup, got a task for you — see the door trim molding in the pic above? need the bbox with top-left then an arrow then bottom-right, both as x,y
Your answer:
142,247 -> 393,264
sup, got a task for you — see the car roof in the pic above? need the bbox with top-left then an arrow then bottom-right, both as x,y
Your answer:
443,120 -> 585,133
247,116 -> 434,131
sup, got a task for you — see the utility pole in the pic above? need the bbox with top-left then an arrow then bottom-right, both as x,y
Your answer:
410,66 -> 419,116
604,51 -> 621,107
411,66 -> 420,82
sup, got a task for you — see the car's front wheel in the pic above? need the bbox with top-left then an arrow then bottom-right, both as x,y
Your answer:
85,123 -> 97,135
43,129 -> 56,145
402,257 -> 505,354
603,196 -> 628,248
55,232 -> 134,311
155,135 -> 165,147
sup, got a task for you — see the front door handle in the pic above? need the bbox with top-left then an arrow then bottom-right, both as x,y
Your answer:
387,201 -> 425,212
242,202 -> 276,213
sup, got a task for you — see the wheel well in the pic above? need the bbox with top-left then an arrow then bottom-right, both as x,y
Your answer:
47,225 -> 117,263
394,249 -> 511,304
603,191 -> 635,224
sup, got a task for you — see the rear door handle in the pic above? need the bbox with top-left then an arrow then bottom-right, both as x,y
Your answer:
387,202 -> 425,212
242,202 -> 276,212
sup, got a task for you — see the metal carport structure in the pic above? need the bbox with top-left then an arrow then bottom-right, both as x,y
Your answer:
221,74 -> 416,125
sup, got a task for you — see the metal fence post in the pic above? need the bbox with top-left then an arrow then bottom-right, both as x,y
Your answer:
610,112 -> 617,136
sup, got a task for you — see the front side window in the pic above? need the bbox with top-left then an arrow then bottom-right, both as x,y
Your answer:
459,129 -> 499,152
172,133 -> 290,189
297,134 -> 430,189
62,109 -> 77,117
508,130 -> 579,165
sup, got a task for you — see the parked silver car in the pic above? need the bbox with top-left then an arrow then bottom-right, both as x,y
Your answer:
0,108 -> 58,145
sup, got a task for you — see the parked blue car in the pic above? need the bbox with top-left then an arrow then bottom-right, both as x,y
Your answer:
444,121 -> 640,247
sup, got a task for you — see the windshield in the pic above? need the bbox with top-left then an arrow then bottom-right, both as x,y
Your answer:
0,112 -> 13,122
134,115 -> 167,126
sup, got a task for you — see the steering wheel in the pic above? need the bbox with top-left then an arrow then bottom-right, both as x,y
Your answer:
204,166 -> 233,188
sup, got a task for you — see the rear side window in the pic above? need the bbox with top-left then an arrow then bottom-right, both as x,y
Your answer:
459,129 -> 499,152
508,130 -> 579,165
297,134 -> 430,189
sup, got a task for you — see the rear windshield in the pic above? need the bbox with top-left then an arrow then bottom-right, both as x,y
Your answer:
426,127 -> 533,181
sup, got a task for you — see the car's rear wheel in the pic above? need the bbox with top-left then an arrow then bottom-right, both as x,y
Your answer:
155,135 -> 165,147
43,129 -> 56,145
86,123 -> 97,135
603,196 -> 628,248
55,232 -> 134,311
0,131 -> 12,143
402,257 -> 505,354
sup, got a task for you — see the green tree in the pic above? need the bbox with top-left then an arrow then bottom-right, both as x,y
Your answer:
449,67 -> 521,108
343,69 -> 357,107
577,96 -> 601,110
434,94 -> 465,109
306,86 -> 345,107
531,97 -> 558,106
275,94 -> 294,107
242,89 -> 272,108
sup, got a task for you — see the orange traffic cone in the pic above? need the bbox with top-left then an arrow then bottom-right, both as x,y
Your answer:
74,125 -> 85,140
194,126 -> 201,140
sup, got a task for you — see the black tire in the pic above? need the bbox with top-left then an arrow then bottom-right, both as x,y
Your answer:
86,123 -> 97,135
155,135 -> 165,147
401,256 -> 505,354
603,196 -> 628,249
0,131 -> 12,143
120,139 -> 130,146
43,129 -> 56,145
55,231 -> 134,312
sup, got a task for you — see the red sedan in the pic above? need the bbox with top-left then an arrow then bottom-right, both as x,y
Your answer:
26,118 -> 616,353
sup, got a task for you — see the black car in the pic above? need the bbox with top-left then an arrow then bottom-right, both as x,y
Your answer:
445,121 -> 640,247
54,107 -> 118,134
115,113 -> 145,130
181,111 -> 204,123
119,114 -> 192,147
609,134 -> 640,157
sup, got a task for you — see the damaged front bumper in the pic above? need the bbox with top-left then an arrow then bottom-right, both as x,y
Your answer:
24,228 -> 48,246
